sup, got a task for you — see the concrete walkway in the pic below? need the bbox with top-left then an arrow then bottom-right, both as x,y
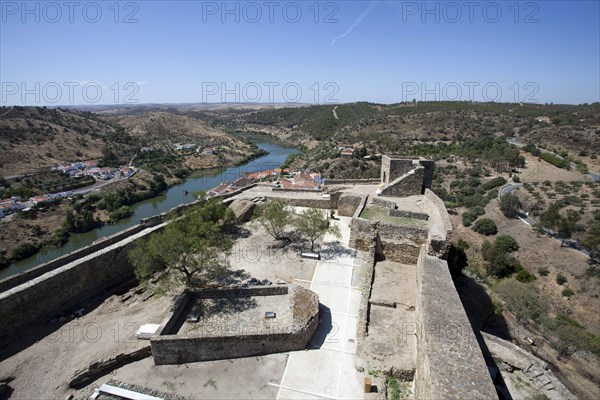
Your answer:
273,217 -> 365,399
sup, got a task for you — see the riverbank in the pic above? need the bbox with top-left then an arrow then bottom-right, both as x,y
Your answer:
0,143 -> 300,279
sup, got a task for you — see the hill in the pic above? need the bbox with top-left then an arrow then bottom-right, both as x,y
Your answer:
0,107 -> 260,178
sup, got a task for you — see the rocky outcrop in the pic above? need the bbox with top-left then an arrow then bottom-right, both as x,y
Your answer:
482,332 -> 576,400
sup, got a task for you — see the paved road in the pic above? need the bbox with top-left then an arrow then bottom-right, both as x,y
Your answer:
499,183 -> 523,198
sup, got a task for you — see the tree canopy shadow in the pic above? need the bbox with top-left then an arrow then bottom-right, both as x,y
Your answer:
320,242 -> 356,260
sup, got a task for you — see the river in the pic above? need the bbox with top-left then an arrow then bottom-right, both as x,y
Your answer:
0,142 -> 300,280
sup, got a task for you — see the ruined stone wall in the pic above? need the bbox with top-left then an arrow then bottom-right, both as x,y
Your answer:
380,167 -> 425,197
389,209 -> 429,221
349,218 -> 378,252
337,194 -> 365,217
378,223 -> 429,264
381,156 -> 417,185
349,218 -> 428,264
415,246 -> 497,399
324,178 -> 380,185
151,325 -> 317,365
150,285 -> 319,365
268,192 -> 341,210
0,218 -> 162,293
371,197 -> 397,209
0,233 -> 145,340
424,189 -> 452,234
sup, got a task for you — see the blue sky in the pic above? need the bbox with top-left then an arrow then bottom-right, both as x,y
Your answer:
1,0 -> 599,105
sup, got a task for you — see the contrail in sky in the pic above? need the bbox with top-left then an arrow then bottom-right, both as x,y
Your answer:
331,1 -> 380,46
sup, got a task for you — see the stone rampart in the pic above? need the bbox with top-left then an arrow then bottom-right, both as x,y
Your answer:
414,246 -> 497,399
268,191 -> 341,210
0,223 -> 165,341
337,193 -> 365,217
150,285 -> 319,365
380,167 -> 425,197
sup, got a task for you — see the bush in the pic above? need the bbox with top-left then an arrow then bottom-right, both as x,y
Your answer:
495,279 -> 546,321
109,206 -> 133,222
481,176 -> 507,191
473,218 -> 498,235
457,239 -> 470,250
495,235 -> 519,254
516,267 -> 536,283
11,242 -> 41,261
556,273 -> 568,285
538,267 -> 550,276
561,288 -> 575,297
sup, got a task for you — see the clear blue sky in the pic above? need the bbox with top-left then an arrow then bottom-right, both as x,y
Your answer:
1,0 -> 599,105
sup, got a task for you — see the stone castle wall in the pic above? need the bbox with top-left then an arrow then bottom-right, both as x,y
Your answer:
150,285 -> 319,365
268,191 -> 341,210
414,246 -> 497,399
0,224 -> 166,340
380,167 -> 425,197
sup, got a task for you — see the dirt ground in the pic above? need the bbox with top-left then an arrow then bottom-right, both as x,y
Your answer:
450,200 -> 600,399
0,218 -> 321,400
520,153 -> 590,183
0,293 -> 173,400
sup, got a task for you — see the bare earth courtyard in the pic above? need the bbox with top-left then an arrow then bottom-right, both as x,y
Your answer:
0,211 -> 370,400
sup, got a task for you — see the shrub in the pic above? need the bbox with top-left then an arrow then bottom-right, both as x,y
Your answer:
516,267 -> 536,283
495,235 -> 519,254
473,218 -> 498,235
481,176 -> 507,191
538,267 -> 550,276
11,242 -> 41,261
495,279 -> 546,321
561,288 -> 575,297
556,273 -> 568,285
457,239 -> 470,250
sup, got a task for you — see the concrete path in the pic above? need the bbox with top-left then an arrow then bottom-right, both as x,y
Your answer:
274,217 -> 365,399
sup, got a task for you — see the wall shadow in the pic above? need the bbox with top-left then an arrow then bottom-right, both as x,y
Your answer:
454,274 -> 514,399
308,304 -> 333,350
0,278 -> 135,362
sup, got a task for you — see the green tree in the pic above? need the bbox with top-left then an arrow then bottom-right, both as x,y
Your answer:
582,219 -> 600,260
500,193 -> 521,218
557,209 -> 583,247
253,201 -> 291,242
294,208 -> 341,252
128,198 -> 234,286
495,235 -> 519,254
473,218 -> 498,235
495,279 -> 546,322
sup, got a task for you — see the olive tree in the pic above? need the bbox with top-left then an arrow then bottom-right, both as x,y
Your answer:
128,198 -> 234,287
294,208 -> 341,252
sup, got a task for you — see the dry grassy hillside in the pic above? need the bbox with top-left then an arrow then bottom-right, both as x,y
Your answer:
0,106 -> 117,176
0,107 -> 259,178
